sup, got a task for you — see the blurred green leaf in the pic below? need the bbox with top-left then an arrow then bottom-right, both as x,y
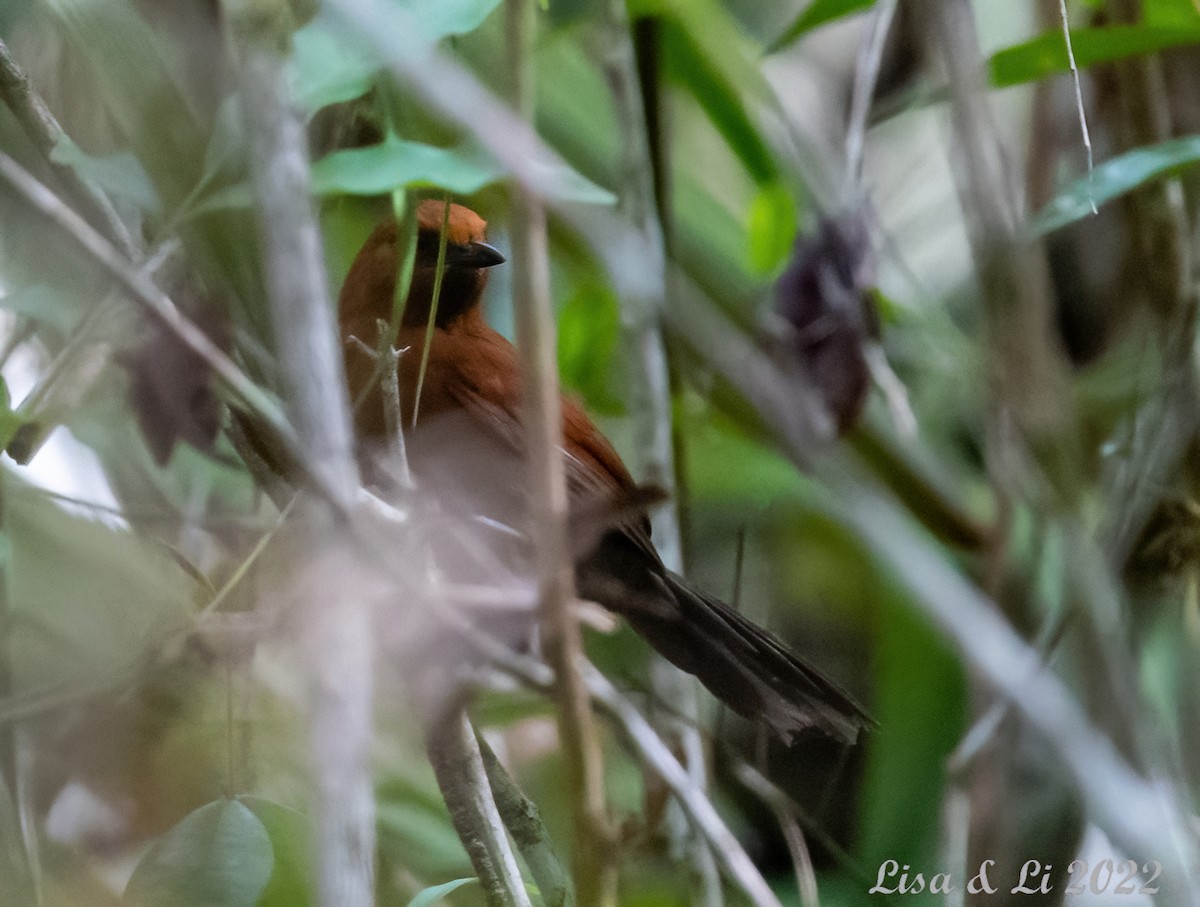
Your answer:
1033,133 -> 1200,235
50,138 -> 161,216
745,182 -> 798,275
769,0 -> 874,51
6,475 -> 194,694
0,286 -> 80,333
312,136 -> 615,204
662,19 -> 778,186
312,137 -> 503,196
1144,0 -> 1200,28
123,799 -> 274,907
0,379 -> 23,451
558,282 -> 623,415
989,24 -> 1200,88
0,781 -> 35,907
291,1 -> 503,111
46,0 -> 208,208
406,877 -> 477,907
241,798 -> 314,907
290,12 -> 379,111
857,595 -> 966,872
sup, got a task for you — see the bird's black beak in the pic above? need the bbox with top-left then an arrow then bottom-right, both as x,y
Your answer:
446,241 -> 506,269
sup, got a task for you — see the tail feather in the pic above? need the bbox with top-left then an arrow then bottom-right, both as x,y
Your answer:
579,533 -> 869,745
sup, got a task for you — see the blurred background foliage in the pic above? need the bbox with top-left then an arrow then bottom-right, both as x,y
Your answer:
0,0 -> 1198,904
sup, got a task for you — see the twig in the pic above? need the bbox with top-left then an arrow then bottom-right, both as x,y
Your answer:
411,195 -> 451,428
729,762 -> 818,907
505,1 -> 613,903
0,35 -> 138,259
843,0 -> 899,203
920,0 -> 1070,439
230,8 -> 373,907
477,732 -> 577,907
584,668 -> 782,907
476,642 -> 784,907
426,713 -> 533,907
1057,0 -> 1096,215
599,6 -> 717,904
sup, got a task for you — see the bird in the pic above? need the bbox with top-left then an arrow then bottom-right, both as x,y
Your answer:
339,199 -> 869,745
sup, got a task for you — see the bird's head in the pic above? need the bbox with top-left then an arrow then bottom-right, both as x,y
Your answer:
338,200 -> 505,334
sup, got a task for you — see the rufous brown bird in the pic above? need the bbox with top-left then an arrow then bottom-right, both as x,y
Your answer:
340,199 -> 868,745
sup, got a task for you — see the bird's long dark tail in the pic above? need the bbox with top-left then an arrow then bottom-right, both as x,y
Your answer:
580,534 -> 869,745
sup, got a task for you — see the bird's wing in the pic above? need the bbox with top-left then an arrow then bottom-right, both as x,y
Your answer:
432,325 -> 659,560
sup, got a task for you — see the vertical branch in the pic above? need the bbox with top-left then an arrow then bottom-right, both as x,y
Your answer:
600,7 -> 719,907
477,733 -> 576,907
426,714 -> 533,907
505,1 -> 614,904
1101,0 -> 1199,565
227,4 -> 373,907
920,0 -> 1070,447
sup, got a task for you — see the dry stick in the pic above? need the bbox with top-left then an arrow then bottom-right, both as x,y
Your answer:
1057,0 -> 1097,214
477,733 -> 577,907
0,35 -> 138,259
599,5 -> 718,906
504,2 -> 613,904
842,0 -> 898,202
230,10 -> 373,907
729,762 -> 819,907
426,714 -> 533,907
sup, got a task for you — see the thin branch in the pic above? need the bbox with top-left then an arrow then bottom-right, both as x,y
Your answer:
600,6 -> 717,905
426,713 -> 533,907
477,642 -> 784,907
729,762 -> 819,907
0,36 -> 138,259
843,0 -> 899,203
477,733 -> 577,907
504,1 -> 613,904
1057,0 -> 1096,214
230,9 -> 373,907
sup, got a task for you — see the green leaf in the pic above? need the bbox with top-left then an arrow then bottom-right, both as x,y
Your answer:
769,0 -> 874,51
291,1 -> 503,112
123,799 -> 274,907
557,282 -> 623,415
290,13 -> 379,111
0,781 -> 35,907
989,24 -> 1200,88
663,19 -> 778,186
745,182 -> 798,275
406,878 -> 478,907
857,594 -> 966,871
241,798 -> 313,907
312,136 -> 616,204
0,378 -> 22,451
1033,133 -> 1200,235
0,286 -> 78,333
50,137 -> 161,215
312,138 -> 503,196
